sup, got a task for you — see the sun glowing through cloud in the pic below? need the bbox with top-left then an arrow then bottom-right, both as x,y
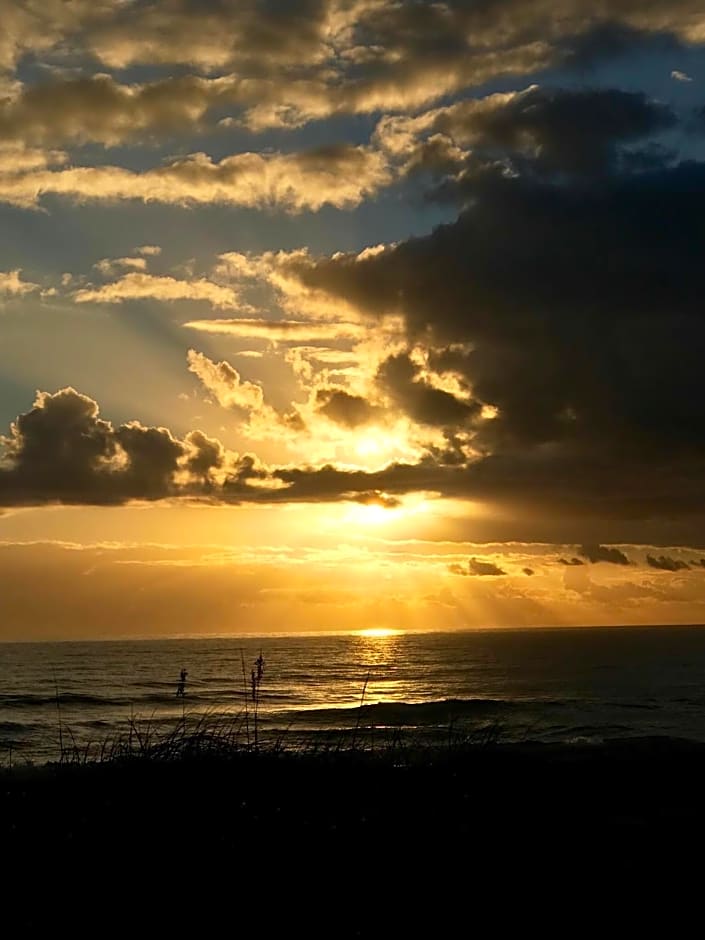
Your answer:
342,422 -> 427,471
345,501 -> 400,526
354,435 -> 384,459
341,493 -> 432,528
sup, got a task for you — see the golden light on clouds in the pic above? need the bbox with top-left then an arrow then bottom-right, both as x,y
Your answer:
0,0 -> 704,642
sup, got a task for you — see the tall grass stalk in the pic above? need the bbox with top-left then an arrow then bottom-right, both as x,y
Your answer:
52,669 -> 64,762
240,650 -> 250,747
351,670 -> 371,751
252,651 -> 265,751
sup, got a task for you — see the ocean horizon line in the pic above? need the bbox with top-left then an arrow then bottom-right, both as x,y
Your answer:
2,621 -> 705,646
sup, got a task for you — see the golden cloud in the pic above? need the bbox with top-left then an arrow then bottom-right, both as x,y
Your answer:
73,273 -> 243,309
0,145 -> 391,211
0,269 -> 39,297
184,318 -> 366,341
187,349 -> 265,412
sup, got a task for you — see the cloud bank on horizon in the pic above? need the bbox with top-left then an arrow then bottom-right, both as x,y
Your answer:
1,0 -> 705,632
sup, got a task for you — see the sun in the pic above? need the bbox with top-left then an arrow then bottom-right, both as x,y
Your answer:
346,501 -> 397,526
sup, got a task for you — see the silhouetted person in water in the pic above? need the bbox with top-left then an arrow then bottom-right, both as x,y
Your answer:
176,668 -> 188,698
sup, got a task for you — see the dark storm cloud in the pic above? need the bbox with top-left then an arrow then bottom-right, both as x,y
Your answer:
430,86 -> 677,178
283,159 -> 705,523
265,454 -> 705,526
1,387 -> 117,503
183,430 -> 225,477
579,544 -> 631,565
315,388 -> 379,428
377,352 -> 479,427
352,491 -> 401,509
646,554 -> 691,571
0,388 -> 229,505
523,567 -> 535,576
559,557 -> 585,567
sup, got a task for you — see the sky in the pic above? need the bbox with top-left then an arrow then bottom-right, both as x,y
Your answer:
1,0 -> 705,639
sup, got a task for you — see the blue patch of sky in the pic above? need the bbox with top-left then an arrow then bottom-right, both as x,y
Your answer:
551,34 -> 704,104
0,179 -> 454,282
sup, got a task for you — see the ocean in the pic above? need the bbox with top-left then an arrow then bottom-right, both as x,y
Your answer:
3,624 -> 705,764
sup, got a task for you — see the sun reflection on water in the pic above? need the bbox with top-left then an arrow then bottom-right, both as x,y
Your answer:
353,628 -> 405,638
350,628 -> 408,699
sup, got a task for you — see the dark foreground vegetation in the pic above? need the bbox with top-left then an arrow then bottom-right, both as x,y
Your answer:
2,726 -> 704,928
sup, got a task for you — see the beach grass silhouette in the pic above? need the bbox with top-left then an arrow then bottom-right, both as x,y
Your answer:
37,649 -> 513,770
